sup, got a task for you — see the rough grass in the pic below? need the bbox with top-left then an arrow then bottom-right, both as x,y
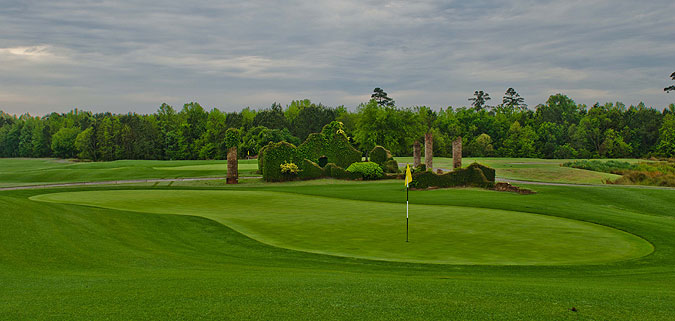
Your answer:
1,179 -> 675,320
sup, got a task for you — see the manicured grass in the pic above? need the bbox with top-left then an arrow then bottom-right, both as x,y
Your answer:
1,163 -> 675,319
397,157 -> 635,184
0,158 -> 259,187
32,190 -> 651,265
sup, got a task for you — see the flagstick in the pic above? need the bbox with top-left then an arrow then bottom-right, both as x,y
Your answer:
406,182 -> 409,242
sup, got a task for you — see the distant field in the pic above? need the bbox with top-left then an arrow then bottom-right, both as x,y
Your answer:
396,157 -> 638,184
0,158 -> 259,187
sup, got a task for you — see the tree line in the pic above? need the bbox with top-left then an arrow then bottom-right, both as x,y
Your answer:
1,90 -> 675,160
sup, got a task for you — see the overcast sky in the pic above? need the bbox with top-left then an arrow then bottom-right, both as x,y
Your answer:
1,0 -> 674,115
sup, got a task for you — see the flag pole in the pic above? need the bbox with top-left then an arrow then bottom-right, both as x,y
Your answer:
406,181 -> 409,242
404,163 -> 412,243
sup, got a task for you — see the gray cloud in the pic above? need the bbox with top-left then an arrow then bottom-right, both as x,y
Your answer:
1,0 -> 674,115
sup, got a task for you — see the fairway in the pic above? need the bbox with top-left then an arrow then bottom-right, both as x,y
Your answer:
153,164 -> 259,171
31,190 -> 652,265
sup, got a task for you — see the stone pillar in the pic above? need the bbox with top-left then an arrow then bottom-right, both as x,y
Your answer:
424,132 -> 433,171
452,137 -> 462,169
227,146 -> 238,184
413,140 -> 421,168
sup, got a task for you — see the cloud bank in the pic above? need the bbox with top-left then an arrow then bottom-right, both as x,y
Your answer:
1,0 -> 674,115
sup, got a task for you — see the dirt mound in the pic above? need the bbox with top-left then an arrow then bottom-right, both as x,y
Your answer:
493,182 -> 535,194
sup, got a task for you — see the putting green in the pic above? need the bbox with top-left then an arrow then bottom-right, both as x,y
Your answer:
31,190 -> 653,265
153,164 -> 258,171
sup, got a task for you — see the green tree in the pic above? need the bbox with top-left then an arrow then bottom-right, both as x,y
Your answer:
599,129 -> 632,158
371,88 -> 395,107
536,94 -> 582,125
253,103 -> 288,129
51,127 -> 81,158
96,117 -> 116,161
31,121 -> 51,157
467,133 -> 494,157
75,127 -> 96,160
469,90 -> 491,111
656,114 -> 675,157
501,121 -> 537,157
665,72 -> 675,93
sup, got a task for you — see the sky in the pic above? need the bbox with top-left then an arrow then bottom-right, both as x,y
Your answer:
1,0 -> 674,115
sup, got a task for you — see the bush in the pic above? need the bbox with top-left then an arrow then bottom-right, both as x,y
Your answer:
262,141 -> 298,181
467,162 -> 495,182
299,159 -> 324,179
412,164 -> 426,173
296,121 -> 361,170
409,164 -> 495,189
346,161 -> 384,180
563,160 -> 635,174
382,159 -> 400,173
279,161 -> 299,181
369,145 -> 392,165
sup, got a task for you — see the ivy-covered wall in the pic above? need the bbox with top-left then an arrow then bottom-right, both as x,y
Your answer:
409,163 -> 496,189
261,121 -> 362,181
261,141 -> 299,181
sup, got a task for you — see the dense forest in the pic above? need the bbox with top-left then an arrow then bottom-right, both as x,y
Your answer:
1,89 -> 675,160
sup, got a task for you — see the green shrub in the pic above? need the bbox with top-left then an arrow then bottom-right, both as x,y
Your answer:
369,145 -> 392,165
562,160 -> 635,174
382,159 -> 400,173
257,142 -> 275,174
224,128 -> 241,149
299,159 -> 324,179
346,162 -> 384,180
280,162 -> 299,174
412,164 -> 426,173
262,141 -> 298,182
262,121 -> 361,181
297,121 -> 361,170
409,164 -> 495,189
467,162 -> 495,182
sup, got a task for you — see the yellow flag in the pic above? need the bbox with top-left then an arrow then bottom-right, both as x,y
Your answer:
404,164 -> 413,187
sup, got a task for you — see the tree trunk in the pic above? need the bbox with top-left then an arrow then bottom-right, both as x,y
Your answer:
227,147 -> 238,184
413,140 -> 421,168
452,136 -> 462,169
424,132 -> 433,171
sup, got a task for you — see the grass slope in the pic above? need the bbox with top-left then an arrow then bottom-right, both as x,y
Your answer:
31,189 -> 652,265
1,179 -> 675,320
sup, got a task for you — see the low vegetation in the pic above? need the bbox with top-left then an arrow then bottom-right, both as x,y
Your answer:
564,159 -> 675,187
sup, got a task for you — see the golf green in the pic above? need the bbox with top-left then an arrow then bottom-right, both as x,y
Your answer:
31,190 -> 652,265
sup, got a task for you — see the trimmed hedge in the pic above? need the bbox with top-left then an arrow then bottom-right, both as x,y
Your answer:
409,163 -> 496,189
262,141 -> 298,182
370,145 -> 400,173
467,162 -> 496,182
346,161 -> 384,180
383,159 -> 400,173
300,159 -> 325,179
262,121 -> 362,181
369,145 -> 392,165
257,141 -> 275,174
297,121 -> 361,170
